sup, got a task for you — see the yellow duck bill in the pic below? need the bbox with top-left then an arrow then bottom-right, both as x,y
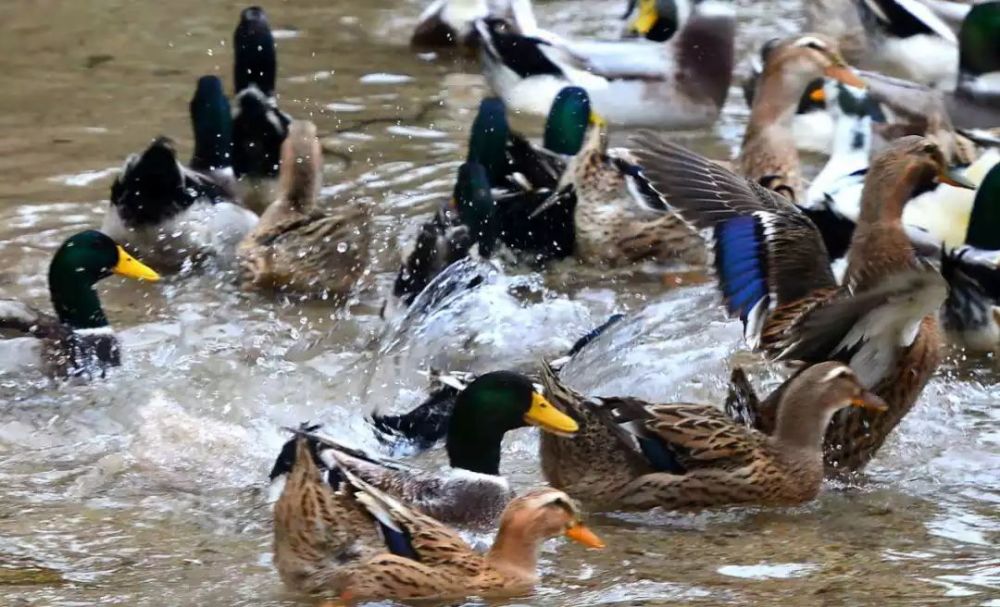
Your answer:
114,245 -> 161,281
524,392 -> 579,435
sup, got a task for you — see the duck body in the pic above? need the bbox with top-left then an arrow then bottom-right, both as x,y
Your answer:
856,0 -> 960,88
0,231 -> 159,379
238,121 -> 370,300
273,434 -> 602,602
538,361 -> 886,509
476,0 -> 735,128
103,76 -> 258,273
633,135 -> 962,472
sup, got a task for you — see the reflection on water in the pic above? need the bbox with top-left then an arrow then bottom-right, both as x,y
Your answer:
0,0 -> 997,605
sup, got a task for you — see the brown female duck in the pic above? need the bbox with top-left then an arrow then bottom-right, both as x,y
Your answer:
273,435 -> 603,602
237,120 -> 370,300
538,361 -> 886,509
738,34 -> 865,202
632,135 -> 973,473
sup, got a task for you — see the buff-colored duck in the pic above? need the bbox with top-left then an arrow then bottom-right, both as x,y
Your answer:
237,120 -> 370,300
0,231 -> 159,379
273,434 -> 603,602
738,34 -> 865,202
269,371 -> 579,527
538,361 -> 886,509
632,135 -> 974,472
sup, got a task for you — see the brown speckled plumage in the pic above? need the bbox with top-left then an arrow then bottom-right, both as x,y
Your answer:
568,121 -> 704,267
238,120 -> 370,301
273,437 -> 600,602
539,361 -> 885,510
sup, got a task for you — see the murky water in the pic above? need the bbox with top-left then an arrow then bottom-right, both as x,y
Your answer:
0,0 -> 997,605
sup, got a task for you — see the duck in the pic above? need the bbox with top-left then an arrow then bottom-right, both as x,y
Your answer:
532,95 -> 705,267
854,0 -> 961,88
742,53 -> 832,155
102,76 -> 258,273
237,120 -> 370,300
803,0 -> 869,63
232,6 -> 292,215
632,135 -> 974,473
0,231 -> 159,379
737,34 -> 866,202
270,371 -> 578,527
474,0 -> 735,127
272,433 -> 603,602
411,0 -> 541,49
943,1 -> 1000,129
392,91 -> 586,307
537,361 -> 886,509
940,163 -> 1000,352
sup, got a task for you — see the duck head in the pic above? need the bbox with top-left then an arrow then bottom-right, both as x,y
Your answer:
966,162 -> 1000,250
48,231 -> 159,329
958,2 -> 1000,96
543,86 -> 592,156
623,0 -> 683,42
446,371 -> 578,475
492,488 -> 604,557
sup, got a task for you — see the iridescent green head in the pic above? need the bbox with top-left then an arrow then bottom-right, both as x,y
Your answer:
466,97 -> 510,188
446,371 -> 578,475
454,162 -> 497,256
966,163 -> 1000,250
544,87 -> 592,156
48,231 -> 159,329
960,2 -> 1000,78
189,75 -> 233,172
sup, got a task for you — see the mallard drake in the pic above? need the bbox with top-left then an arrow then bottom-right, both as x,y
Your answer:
940,163 -> 1000,351
632,135 -> 976,472
855,0 -> 960,88
273,434 -> 603,601
737,34 -> 865,202
533,101 -> 705,267
102,76 -> 258,273
475,0 -> 735,127
272,371 -> 578,527
232,6 -> 291,215
944,2 -> 1000,128
538,361 -> 886,509
237,120 -> 370,300
411,0 -> 541,49
0,231 -> 159,379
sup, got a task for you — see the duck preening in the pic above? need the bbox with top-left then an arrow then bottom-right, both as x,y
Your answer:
0,231 -> 159,379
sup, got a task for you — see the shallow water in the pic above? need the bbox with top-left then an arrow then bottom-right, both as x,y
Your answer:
0,0 -> 997,605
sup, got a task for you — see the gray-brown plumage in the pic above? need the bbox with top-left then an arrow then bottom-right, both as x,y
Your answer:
539,361 -> 886,510
272,435 -> 603,602
237,120 -> 370,300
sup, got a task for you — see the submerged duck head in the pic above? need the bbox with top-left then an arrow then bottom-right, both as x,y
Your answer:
544,86 -> 592,156
446,371 -> 578,475
48,231 -> 159,329
189,75 -> 233,173
467,97 -> 510,187
959,2 -> 1000,85
233,6 -> 277,96
497,488 -> 604,549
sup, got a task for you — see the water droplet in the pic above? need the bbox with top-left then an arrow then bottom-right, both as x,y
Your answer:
336,242 -> 348,253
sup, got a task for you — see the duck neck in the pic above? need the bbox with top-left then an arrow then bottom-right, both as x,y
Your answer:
486,524 -> 541,581
847,166 -> 920,286
445,406 -> 505,476
48,270 -> 107,329
773,402 -> 836,452
745,72 -> 806,142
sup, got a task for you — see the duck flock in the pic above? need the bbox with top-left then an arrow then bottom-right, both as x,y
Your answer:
2,0 -> 999,603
